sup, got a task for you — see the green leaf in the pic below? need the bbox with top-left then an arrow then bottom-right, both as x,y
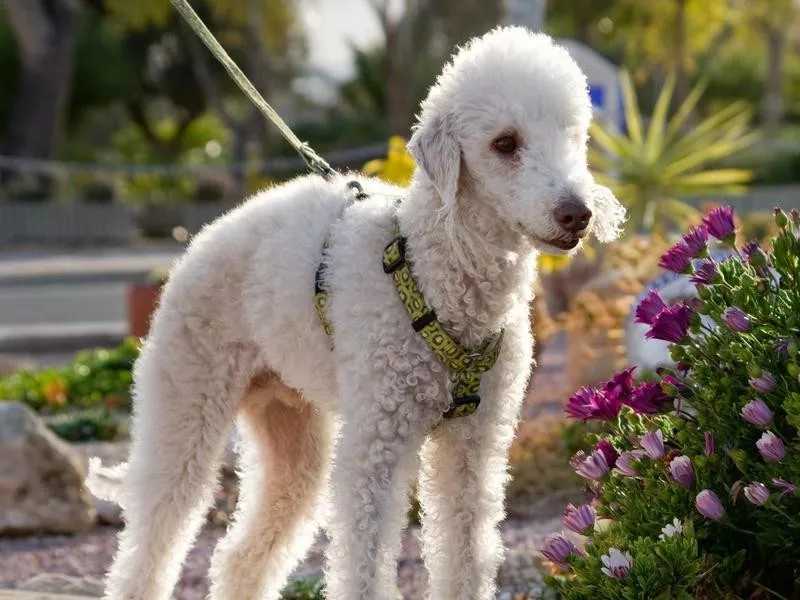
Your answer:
620,70 -> 644,148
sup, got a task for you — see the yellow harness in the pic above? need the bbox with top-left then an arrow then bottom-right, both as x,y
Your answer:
314,195 -> 504,419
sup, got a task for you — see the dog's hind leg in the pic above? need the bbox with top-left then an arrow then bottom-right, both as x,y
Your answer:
102,338 -> 256,600
209,375 -> 334,600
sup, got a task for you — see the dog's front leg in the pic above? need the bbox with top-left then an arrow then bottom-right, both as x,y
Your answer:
324,382 -> 434,600
418,311 -> 533,600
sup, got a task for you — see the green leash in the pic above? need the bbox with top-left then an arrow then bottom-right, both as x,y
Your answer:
169,0 -> 334,180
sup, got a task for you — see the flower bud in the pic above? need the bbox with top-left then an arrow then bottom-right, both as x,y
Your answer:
774,208 -> 789,228
787,363 -> 800,379
696,489 -> 725,521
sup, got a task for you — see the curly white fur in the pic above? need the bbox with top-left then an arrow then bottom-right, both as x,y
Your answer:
87,27 -> 624,600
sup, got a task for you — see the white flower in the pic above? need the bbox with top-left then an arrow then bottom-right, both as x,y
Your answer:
659,517 -> 684,540
601,547 -> 632,580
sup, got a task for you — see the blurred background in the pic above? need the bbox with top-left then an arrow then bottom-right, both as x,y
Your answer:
0,1 -> 799,599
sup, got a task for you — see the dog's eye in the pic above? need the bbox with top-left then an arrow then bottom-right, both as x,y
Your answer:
492,135 -> 517,154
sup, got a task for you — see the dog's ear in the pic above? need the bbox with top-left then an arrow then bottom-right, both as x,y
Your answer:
590,184 -> 627,242
408,113 -> 460,206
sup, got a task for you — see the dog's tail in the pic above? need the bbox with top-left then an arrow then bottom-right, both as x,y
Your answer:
86,457 -> 128,504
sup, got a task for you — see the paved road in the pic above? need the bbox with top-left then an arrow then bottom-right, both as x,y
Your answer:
0,282 -> 125,326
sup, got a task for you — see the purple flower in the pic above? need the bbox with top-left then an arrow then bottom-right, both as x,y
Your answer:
696,489 -> 725,521
646,303 -> 693,343
615,451 -> 646,477
689,260 -> 717,285
641,430 -> 665,459
669,456 -> 695,489
749,371 -> 777,394
562,503 -> 596,535
772,478 -> 798,499
743,482 -> 770,506
571,450 -> 610,480
565,387 -> 621,421
595,439 -> 619,469
741,398 -> 773,427
601,548 -> 632,580
704,431 -> 715,457
756,431 -> 786,463
635,290 -> 668,325
722,306 -> 751,332
601,367 -> 637,403
703,206 -> 736,243
659,243 -> 694,274
681,225 -> 708,256
541,534 -> 581,570
627,382 -> 670,414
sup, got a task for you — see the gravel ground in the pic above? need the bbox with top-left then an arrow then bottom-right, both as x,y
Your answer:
0,516 -> 563,599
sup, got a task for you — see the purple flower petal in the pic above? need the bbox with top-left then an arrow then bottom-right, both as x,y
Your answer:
541,533 -> 581,568
756,431 -> 786,463
615,451 -> 646,477
741,398 -> 773,428
669,456 -> 695,489
703,206 -> 736,242
646,303 -> 693,343
641,430 -> 665,459
743,482 -> 770,506
626,382 -> 670,414
565,386 -> 622,421
681,225 -> 708,256
722,306 -> 751,332
659,243 -> 694,274
562,503 -> 596,535
635,290 -> 668,325
689,260 -> 717,285
594,439 -> 619,469
572,450 -> 610,480
696,489 -> 725,521
772,478 -> 798,499
749,371 -> 776,394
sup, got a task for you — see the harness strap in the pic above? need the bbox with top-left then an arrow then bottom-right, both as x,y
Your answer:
382,219 -> 504,419
314,203 -> 504,420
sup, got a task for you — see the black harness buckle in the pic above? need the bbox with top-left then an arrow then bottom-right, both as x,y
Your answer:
382,236 -> 407,273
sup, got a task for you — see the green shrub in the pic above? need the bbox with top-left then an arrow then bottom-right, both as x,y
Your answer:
545,207 -> 800,599
0,337 -> 139,418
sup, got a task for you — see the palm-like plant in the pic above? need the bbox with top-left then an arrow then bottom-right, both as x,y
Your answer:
589,70 -> 758,234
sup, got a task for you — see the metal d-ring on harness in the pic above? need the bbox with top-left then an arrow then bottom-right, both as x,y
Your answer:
170,0 -> 504,419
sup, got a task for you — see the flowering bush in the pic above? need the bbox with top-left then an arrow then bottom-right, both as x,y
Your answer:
544,207 -> 800,599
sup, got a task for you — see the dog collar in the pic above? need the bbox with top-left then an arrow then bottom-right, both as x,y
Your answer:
314,200 -> 504,419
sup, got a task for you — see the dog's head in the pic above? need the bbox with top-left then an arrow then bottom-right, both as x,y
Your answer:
408,27 -> 626,254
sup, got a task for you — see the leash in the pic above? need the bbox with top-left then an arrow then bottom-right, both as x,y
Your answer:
169,0 -> 335,180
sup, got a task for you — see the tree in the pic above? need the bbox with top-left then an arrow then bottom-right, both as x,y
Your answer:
546,0 -> 616,45
104,0 -> 306,197
1,0 -> 84,167
609,0 -> 728,99
732,0 -> 800,128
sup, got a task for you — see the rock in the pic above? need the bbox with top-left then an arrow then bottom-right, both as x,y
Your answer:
0,402 -> 95,535
17,573 -> 103,597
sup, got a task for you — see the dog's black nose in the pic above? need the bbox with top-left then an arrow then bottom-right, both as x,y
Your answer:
554,197 -> 592,233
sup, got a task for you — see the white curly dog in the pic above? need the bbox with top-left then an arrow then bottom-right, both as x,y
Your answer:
88,27 -> 624,600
